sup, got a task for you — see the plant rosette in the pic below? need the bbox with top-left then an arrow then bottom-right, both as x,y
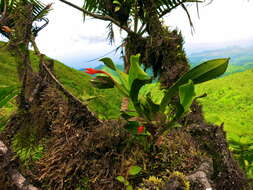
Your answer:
85,54 -> 229,140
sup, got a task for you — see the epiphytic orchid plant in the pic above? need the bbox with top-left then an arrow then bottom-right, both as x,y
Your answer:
85,54 -> 229,140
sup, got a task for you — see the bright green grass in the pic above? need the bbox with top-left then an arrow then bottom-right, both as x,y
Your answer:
196,68 -> 253,138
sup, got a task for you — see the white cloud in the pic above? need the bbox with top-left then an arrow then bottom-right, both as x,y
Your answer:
166,0 -> 253,44
36,0 -> 253,67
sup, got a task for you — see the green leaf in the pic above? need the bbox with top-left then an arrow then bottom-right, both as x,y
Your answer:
99,57 -> 130,95
124,121 -> 140,135
139,92 -> 160,120
90,76 -> 114,89
130,79 -> 151,116
99,57 -> 116,71
115,6 -> 120,12
120,110 -> 138,120
113,0 -> 122,6
128,55 -> 152,117
0,86 -> 18,108
117,70 -> 130,92
116,176 -> 125,183
179,79 -> 195,113
128,54 -> 151,88
160,58 -> 229,111
128,165 -> 142,175
126,185 -> 133,190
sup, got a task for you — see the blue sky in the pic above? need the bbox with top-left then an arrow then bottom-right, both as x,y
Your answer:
35,0 -> 253,69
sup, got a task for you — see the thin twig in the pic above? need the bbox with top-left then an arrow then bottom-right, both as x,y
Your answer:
31,35 -> 41,55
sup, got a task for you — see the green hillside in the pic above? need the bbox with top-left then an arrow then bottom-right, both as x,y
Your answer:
196,68 -> 253,137
0,44 -> 122,130
196,68 -> 253,177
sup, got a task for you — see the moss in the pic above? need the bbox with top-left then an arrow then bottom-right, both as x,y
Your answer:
167,171 -> 190,190
11,129 -> 44,163
152,130 -> 204,175
137,176 -> 165,190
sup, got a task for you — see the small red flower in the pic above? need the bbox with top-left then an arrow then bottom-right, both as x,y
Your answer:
137,126 -> 145,134
84,68 -> 109,76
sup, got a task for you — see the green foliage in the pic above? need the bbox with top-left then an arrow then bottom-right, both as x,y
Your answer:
0,86 -> 19,108
90,54 -> 228,138
189,46 -> 253,77
12,131 -> 44,163
128,165 -> 142,175
0,85 -> 18,131
82,0 -> 199,36
160,58 -> 229,112
116,165 -> 142,190
0,0 -> 51,38
228,133 -> 253,178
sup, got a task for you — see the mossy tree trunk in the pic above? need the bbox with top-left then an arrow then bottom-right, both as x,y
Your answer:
125,0 -> 189,88
6,3 -> 35,110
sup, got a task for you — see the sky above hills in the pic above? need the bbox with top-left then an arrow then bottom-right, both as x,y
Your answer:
21,1 -> 253,68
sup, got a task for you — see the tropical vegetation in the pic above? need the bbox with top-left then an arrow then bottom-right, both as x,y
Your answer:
0,0 -> 251,189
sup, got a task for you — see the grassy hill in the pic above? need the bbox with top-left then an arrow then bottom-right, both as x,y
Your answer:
196,68 -> 253,177
0,44 -> 122,131
196,68 -> 253,137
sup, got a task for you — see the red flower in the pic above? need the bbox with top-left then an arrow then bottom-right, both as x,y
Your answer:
137,126 -> 145,134
84,68 -> 109,76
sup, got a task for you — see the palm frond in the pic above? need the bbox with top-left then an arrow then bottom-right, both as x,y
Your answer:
0,86 -> 18,109
156,0 -> 202,18
106,21 -> 115,44
0,0 -> 50,38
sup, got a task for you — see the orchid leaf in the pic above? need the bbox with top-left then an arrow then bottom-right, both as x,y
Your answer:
160,58 -> 229,111
130,79 -> 151,117
90,76 -> 114,89
99,57 -> 116,71
139,92 -> 160,120
129,54 -> 151,88
99,57 -> 130,94
179,79 -> 195,113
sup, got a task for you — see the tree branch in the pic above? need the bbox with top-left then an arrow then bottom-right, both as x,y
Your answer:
59,0 -> 134,34
0,0 -> 7,23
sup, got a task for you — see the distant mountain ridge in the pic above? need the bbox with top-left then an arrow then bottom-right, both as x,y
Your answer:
189,46 -> 253,76
79,46 -> 253,77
